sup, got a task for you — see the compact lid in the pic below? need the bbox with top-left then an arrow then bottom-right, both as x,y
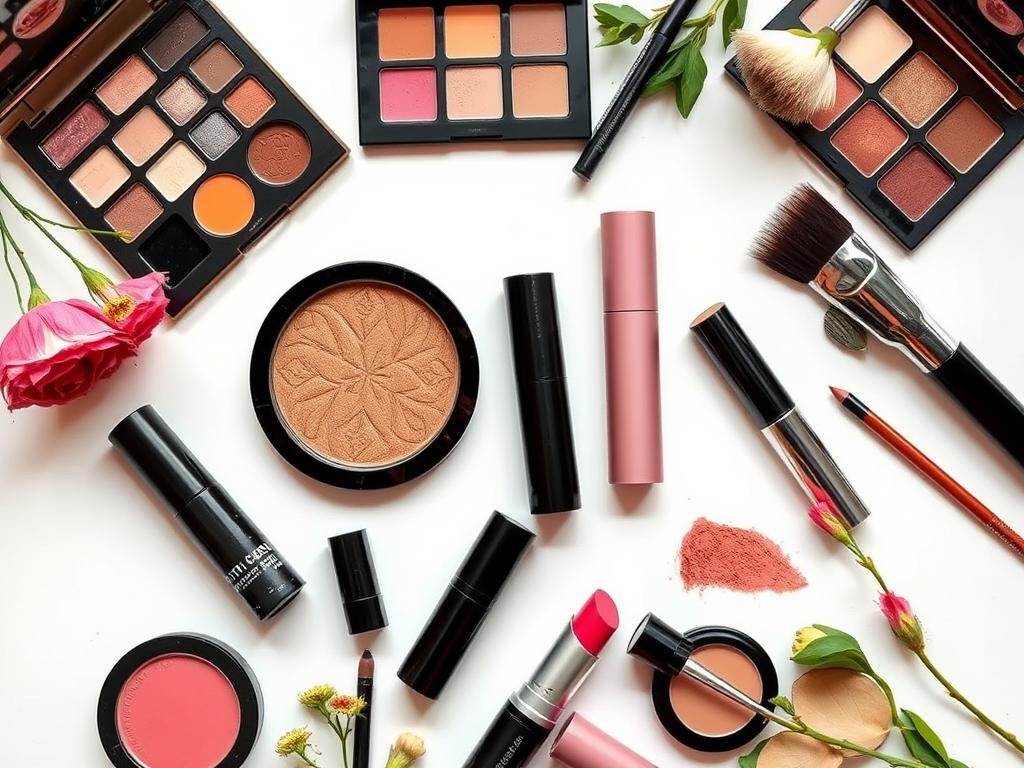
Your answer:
550,712 -> 658,768
600,211 -> 658,313
504,273 -> 567,383
108,404 -> 212,513
626,612 -> 694,676
329,529 -> 388,635
689,302 -> 795,430
453,510 -> 535,603
0,0 -> 127,122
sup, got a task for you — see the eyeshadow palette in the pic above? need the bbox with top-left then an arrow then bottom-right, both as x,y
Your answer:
355,0 -> 591,145
4,0 -> 348,316
725,0 -> 1024,250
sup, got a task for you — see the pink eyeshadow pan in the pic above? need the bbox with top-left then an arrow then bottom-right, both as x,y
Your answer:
831,101 -> 907,176
40,101 -> 109,170
810,64 -> 861,131
878,146 -> 953,222
379,68 -> 437,122
0,42 -> 20,74
116,654 -> 241,768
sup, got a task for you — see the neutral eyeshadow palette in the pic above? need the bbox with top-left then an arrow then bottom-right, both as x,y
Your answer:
725,0 -> 1024,250
5,0 -> 349,316
355,0 -> 591,145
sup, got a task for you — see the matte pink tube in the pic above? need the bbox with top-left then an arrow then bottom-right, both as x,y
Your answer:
600,211 -> 663,485
550,712 -> 658,768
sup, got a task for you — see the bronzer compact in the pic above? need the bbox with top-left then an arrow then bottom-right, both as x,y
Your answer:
1,0 -> 349,315
250,262 -> 479,490
726,0 -> 1024,250
354,0 -> 591,144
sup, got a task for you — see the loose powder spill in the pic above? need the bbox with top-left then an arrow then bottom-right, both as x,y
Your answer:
679,517 -> 807,594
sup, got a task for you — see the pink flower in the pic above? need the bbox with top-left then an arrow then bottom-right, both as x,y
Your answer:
878,591 -> 925,652
106,273 -> 168,344
0,299 -> 137,410
808,501 -> 852,545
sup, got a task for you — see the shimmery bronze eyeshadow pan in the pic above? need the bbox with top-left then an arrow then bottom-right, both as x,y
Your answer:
250,262 -> 480,490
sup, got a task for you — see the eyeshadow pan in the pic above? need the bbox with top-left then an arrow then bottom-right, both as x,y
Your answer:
40,101 -> 108,169
70,147 -> 130,207
225,77 -> 276,127
880,53 -> 956,128
146,142 -> 206,201
668,645 -> 762,737
96,55 -> 158,115
799,0 -> 850,32
113,106 -> 173,166
379,68 -> 438,122
193,174 -> 255,236
831,101 -> 907,176
511,64 -> 569,118
190,111 -> 239,160
446,65 -> 502,120
444,5 -> 501,58
191,41 -> 242,93
835,6 -> 911,83
878,147 -> 953,222
144,7 -> 209,70
0,42 -> 21,74
927,98 -> 1004,173
247,123 -> 311,185
809,64 -> 861,131
378,7 -> 435,61
157,75 -> 207,125
104,184 -> 163,242
510,4 -> 567,56
139,214 -> 212,287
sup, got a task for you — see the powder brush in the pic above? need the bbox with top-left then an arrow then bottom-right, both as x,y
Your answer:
750,183 -> 1024,471
733,0 -> 868,123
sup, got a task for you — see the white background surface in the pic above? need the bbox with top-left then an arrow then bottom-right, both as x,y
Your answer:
2,1 -> 1023,766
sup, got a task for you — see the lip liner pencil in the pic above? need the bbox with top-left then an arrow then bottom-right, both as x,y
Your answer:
354,650 -> 374,768
573,0 -> 700,181
831,387 -> 1024,562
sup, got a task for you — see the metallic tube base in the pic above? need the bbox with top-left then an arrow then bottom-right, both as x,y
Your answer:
511,622 -> 598,729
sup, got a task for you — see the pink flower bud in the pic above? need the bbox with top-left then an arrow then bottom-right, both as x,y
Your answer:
808,501 -> 852,545
878,591 -> 925,652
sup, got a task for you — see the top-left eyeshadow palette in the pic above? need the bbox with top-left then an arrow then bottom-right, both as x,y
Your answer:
4,0 -> 349,316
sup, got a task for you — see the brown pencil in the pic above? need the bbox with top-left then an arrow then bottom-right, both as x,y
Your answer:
831,386 -> 1024,562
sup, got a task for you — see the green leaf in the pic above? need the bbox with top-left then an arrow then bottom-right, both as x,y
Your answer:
791,627 -> 871,674
901,729 -> 950,768
641,42 -> 691,97
594,5 -> 623,26
950,761 -> 972,768
738,739 -> 769,768
721,0 -> 747,47
902,710 -> 950,766
675,44 -> 707,118
593,3 -> 650,26
597,25 -> 627,46
769,695 -> 796,715
630,26 -> 646,43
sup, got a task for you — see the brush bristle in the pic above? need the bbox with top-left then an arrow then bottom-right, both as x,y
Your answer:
750,184 -> 853,284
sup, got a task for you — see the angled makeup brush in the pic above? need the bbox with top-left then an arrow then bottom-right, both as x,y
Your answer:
733,0 -> 869,123
751,184 -> 1024,471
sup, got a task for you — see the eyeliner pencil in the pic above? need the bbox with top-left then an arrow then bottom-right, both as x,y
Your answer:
573,0 -> 700,181
831,387 -> 1024,562
354,650 -> 374,768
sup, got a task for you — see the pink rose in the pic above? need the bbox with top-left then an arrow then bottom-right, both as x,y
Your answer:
108,273 -> 168,344
0,299 -> 137,410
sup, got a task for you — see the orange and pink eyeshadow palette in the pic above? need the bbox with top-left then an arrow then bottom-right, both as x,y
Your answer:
726,0 -> 1024,250
355,0 -> 591,145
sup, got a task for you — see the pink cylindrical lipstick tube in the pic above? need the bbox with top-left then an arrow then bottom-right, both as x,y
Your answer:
550,712 -> 658,768
600,211 -> 663,485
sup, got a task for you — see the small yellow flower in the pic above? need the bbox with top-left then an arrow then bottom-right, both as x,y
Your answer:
276,727 -> 313,757
298,684 -> 338,709
384,732 -> 426,768
328,694 -> 366,717
792,626 -> 827,657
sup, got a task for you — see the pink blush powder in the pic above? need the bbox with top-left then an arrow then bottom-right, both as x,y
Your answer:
116,653 -> 241,768
679,517 -> 807,594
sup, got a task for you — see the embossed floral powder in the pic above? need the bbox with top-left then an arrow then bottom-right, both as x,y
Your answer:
270,281 -> 460,468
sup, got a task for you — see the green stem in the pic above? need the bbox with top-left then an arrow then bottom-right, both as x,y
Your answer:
764,711 -> 932,767
847,538 -> 892,593
296,751 -> 320,768
0,208 -> 24,312
915,650 -> 1024,754
0,177 -> 90,272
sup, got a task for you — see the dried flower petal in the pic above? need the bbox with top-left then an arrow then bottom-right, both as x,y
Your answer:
756,731 -> 843,768
384,732 -> 426,768
791,669 -> 891,756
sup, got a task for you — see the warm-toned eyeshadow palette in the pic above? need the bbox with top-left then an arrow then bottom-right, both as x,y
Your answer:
725,0 -> 1024,250
355,0 -> 591,144
6,0 -> 349,316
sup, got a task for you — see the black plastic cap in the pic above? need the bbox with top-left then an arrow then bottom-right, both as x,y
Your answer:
454,510 -> 536,601
626,612 -> 694,676
504,273 -> 567,383
329,530 -> 388,635
108,405 -> 212,512
689,303 -> 794,429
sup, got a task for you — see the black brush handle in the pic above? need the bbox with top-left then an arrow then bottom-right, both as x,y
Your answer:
929,344 -> 1024,468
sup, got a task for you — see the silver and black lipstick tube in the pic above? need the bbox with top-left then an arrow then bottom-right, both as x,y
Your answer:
807,235 -> 1024,469
690,302 -> 871,527
460,623 -> 600,768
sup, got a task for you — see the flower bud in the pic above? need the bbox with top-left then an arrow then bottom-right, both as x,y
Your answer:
276,727 -> 313,757
384,732 -> 426,768
791,626 -> 828,657
878,592 -> 925,652
808,502 -> 853,546
298,684 -> 338,709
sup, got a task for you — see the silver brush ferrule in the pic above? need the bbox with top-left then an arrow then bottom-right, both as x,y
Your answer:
812,234 -> 957,372
763,408 -> 872,527
682,658 -> 793,725
829,0 -> 870,33
510,622 -> 598,729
